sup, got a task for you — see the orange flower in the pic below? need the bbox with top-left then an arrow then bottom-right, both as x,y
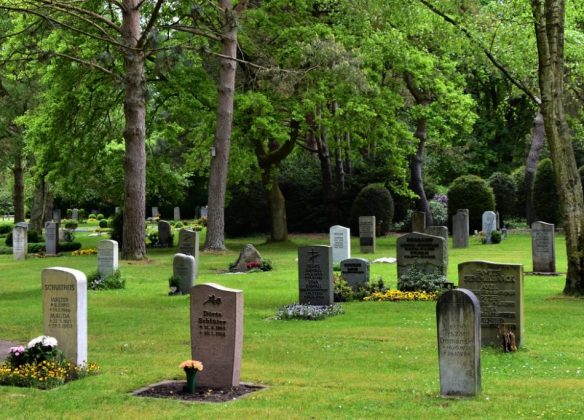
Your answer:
179,360 -> 203,371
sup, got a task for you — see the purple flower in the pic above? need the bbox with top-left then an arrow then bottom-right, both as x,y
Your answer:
9,346 -> 25,356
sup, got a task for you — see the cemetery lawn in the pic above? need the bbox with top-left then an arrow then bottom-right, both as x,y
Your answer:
1,231 -> 583,419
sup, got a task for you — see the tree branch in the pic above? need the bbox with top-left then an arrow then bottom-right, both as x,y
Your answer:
48,51 -> 121,79
137,0 -> 165,49
35,0 -> 121,33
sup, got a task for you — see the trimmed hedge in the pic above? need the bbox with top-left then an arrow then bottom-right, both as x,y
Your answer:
534,158 -> 560,225
350,183 -> 394,236
488,172 -> 516,225
447,175 -> 495,231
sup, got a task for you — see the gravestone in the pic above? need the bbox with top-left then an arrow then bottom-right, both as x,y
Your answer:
531,221 -> 556,273
425,226 -> 449,243
173,253 -> 196,294
496,211 -> 501,230
412,211 -> 426,233
396,232 -> 447,279
190,283 -> 243,388
178,228 -> 200,260
437,288 -> 481,397
482,211 -> 497,244
53,209 -> 61,223
45,221 -> 59,256
330,225 -> 351,263
195,206 -> 201,218
115,206 -> 120,214
173,206 -> 181,221
340,258 -> 370,288
298,246 -> 334,305
230,244 -> 261,272
42,267 -> 87,365
152,206 -> 159,218
72,208 -> 79,220
98,240 -> 118,278
158,220 -> 172,247
13,222 -> 28,261
200,206 -> 208,218
458,261 -> 524,347
452,209 -> 469,248
359,216 -> 376,253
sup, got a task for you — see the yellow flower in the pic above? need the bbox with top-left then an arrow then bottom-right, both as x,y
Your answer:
179,360 -> 204,371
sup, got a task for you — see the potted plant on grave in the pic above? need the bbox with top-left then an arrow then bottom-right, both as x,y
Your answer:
179,360 -> 203,393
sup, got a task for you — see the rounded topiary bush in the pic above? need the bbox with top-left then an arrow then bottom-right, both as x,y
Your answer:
96,213 -> 105,220
447,175 -> 495,232
488,172 -> 516,225
350,183 -> 394,236
534,158 -> 560,225
98,219 -> 108,228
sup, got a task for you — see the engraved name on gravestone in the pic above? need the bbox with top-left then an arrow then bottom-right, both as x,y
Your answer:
298,246 -> 334,305
437,288 -> 481,397
190,283 -> 243,388
458,261 -> 524,347
98,240 -> 118,278
453,209 -> 469,249
152,206 -> 159,218
482,211 -> 497,244
425,226 -> 449,243
45,221 -> 58,256
173,253 -> 196,294
158,220 -> 172,247
531,221 -> 556,273
13,222 -> 28,261
396,232 -> 447,280
42,267 -> 87,365
72,208 -> 79,220
340,258 -> 370,288
174,206 -> 181,221
330,225 -> 351,263
359,216 -> 376,253
412,211 -> 426,233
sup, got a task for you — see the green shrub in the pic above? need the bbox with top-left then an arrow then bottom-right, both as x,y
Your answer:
88,213 -> 97,220
28,243 -> 45,253
397,265 -> 448,293
87,270 -> 125,290
64,220 -> 78,230
0,223 -> 12,235
98,220 -> 108,228
429,194 -> 448,226
96,213 -> 105,220
66,209 -> 73,218
491,230 -> 502,244
175,221 -> 184,229
57,242 -> 82,252
333,274 -> 386,302
447,175 -> 495,231
350,183 -> 394,235
488,172 -> 516,225
533,158 -> 560,225
511,166 -> 528,218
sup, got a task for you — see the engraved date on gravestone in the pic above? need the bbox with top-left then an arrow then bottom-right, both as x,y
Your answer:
440,327 -> 472,358
198,310 -> 227,337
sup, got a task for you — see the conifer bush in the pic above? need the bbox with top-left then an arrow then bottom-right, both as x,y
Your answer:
533,158 -> 560,225
350,183 -> 394,235
447,175 -> 495,231
488,172 -> 516,225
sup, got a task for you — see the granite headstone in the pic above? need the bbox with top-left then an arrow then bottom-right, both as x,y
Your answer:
452,209 -> 469,249
298,246 -> 334,305
340,258 -> 370,288
174,206 -> 181,221
330,225 -> 351,263
158,220 -> 172,247
531,221 -> 556,273
396,232 -> 447,279
13,222 -> 28,261
173,253 -> 196,294
45,221 -> 58,256
359,216 -> 376,253
412,211 -> 426,233
98,240 -> 118,278
482,211 -> 497,244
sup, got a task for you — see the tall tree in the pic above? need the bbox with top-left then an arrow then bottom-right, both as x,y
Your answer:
531,0 -> 584,295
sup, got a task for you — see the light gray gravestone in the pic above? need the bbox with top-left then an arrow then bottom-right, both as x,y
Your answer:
396,232 -> 447,279
190,283 -> 243,388
72,208 -> 79,220
298,246 -> 334,305
178,228 -> 200,262
173,206 -> 181,221
412,211 -> 426,233
359,216 -> 376,253
42,267 -> 87,365
531,221 -> 556,273
458,261 -> 524,347
13,222 -> 28,261
158,220 -> 172,247
200,206 -> 208,218
330,225 -> 351,263
173,253 -> 196,294
152,206 -> 159,218
425,226 -> 449,243
437,288 -> 481,397
44,221 -> 59,256
115,206 -> 120,214
482,211 -> 497,244
98,240 -> 119,278
340,258 -> 370,288
53,209 -> 61,223
452,209 -> 469,248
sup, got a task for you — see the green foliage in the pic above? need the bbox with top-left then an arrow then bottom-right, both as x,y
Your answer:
0,223 -> 12,235
511,166 -> 528,218
57,242 -> 82,252
5,230 -> 42,247
275,304 -> 344,321
87,270 -> 125,291
533,158 -> 560,225
397,265 -> 448,293
447,175 -> 495,231
88,214 -> 96,220
110,210 -> 123,247
174,221 -> 184,229
96,214 -> 104,220
488,172 -> 516,223
491,230 -> 502,244
63,220 -> 78,230
98,220 -> 108,229
333,274 -> 386,302
350,183 -> 394,235
429,195 -> 448,226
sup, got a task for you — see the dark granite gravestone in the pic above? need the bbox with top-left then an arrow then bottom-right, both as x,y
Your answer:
482,211 -> 497,244
437,288 -> 481,397
359,216 -> 376,253
412,211 -> 426,233
44,221 -> 59,256
158,220 -> 172,247
190,283 -> 243,388
396,232 -> 447,279
425,226 -> 448,243
452,209 -> 469,249
531,221 -> 556,273
298,246 -> 334,305
340,258 -> 370,288
458,261 -> 524,347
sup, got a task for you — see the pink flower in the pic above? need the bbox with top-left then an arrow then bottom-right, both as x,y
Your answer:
9,346 -> 25,356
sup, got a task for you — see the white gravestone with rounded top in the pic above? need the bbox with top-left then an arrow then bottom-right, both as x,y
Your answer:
13,222 -> 28,260
329,225 -> 351,263
482,211 -> 497,244
98,240 -> 119,278
174,253 -> 196,294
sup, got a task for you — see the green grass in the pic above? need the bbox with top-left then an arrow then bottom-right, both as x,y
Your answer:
0,230 -> 583,419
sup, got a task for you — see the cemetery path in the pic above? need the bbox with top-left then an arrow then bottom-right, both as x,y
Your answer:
0,339 -> 20,361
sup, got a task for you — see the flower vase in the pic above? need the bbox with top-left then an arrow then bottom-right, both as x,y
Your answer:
185,369 -> 197,394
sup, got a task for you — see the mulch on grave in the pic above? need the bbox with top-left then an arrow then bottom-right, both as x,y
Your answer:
132,380 -> 266,403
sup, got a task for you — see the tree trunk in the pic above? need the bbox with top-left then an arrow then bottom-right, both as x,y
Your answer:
331,103 -> 345,194
204,0 -> 239,251
29,177 -> 48,233
121,0 -> 147,260
531,0 -> 584,295
344,132 -> 352,176
408,117 -> 433,226
524,109 -> 545,225
12,149 -> 25,223
261,165 -> 288,241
